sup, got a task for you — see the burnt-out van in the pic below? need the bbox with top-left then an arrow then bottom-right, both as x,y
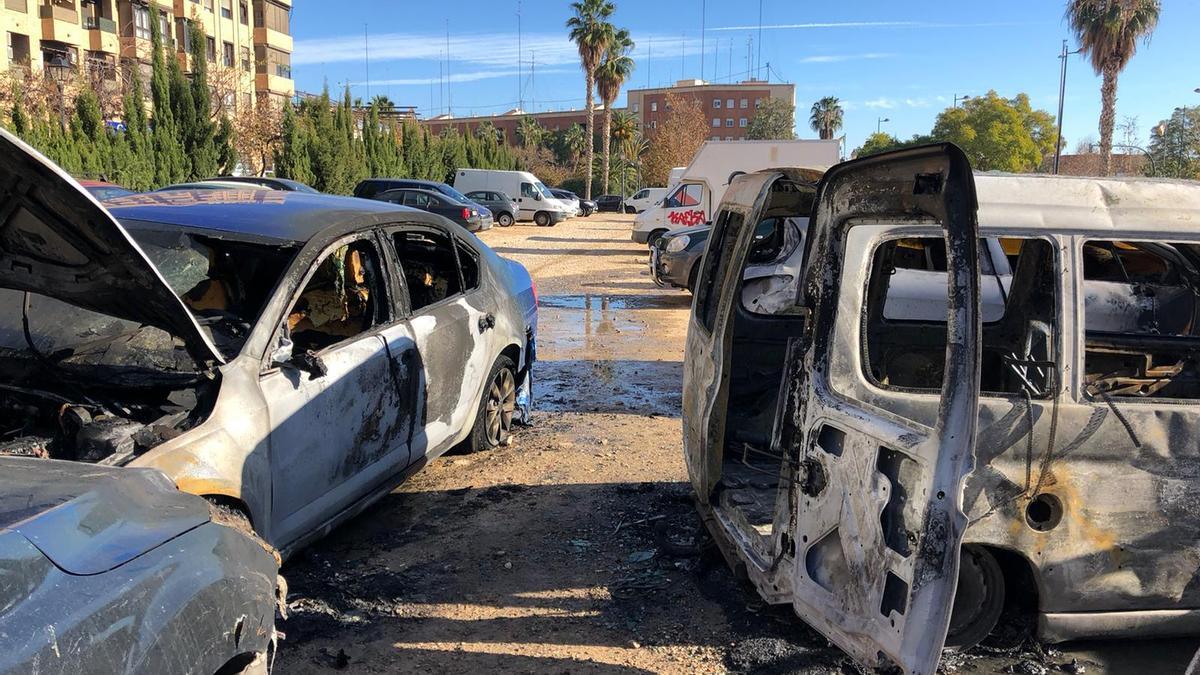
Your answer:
682,144 -> 1200,674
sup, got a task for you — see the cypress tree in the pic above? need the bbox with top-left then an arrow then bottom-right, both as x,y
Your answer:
215,115 -> 236,174
149,3 -> 187,185
186,20 -> 218,178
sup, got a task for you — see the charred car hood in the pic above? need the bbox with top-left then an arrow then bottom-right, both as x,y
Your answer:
0,457 -> 209,575
0,129 -> 223,366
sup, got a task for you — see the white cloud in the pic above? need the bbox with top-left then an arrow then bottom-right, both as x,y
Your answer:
798,52 -> 895,64
295,30 -> 712,68
355,68 -> 573,87
904,98 -> 931,108
864,97 -> 896,109
711,21 -> 1030,32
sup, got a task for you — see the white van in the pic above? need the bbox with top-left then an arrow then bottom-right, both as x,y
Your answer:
623,187 -> 668,214
453,169 -> 571,226
631,139 -> 842,245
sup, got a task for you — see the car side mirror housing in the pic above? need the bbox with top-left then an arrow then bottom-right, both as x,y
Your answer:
533,194 -> 542,201
270,335 -> 327,378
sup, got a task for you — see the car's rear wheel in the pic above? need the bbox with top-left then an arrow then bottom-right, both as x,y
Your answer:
497,212 -> 514,227
647,229 -> 668,248
624,205 -> 636,214
534,211 -> 551,227
945,545 -> 1006,649
467,355 -> 517,452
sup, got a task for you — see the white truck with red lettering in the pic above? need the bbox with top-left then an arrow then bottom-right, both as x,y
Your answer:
630,139 -> 842,246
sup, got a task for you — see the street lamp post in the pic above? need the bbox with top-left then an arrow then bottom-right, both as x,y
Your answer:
954,94 -> 971,108
1054,39 -> 1082,175
877,117 -> 890,134
47,56 -> 73,132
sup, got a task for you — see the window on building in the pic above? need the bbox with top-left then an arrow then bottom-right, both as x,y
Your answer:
726,98 -> 734,108
712,118 -> 721,128
650,120 -> 657,129
740,98 -> 748,108
133,5 -> 151,39
6,32 -> 30,64
206,36 -> 216,62
159,10 -> 170,43
712,136 -> 721,141
254,45 -> 291,78
223,41 -> 234,67
239,1 -> 249,24
632,102 -> 639,113
241,45 -> 251,72
739,118 -> 748,127
220,0 -> 232,19
650,101 -> 657,112
254,0 -> 290,33
4,0 -> 26,12
755,98 -> 762,109
725,118 -> 734,128
725,136 -> 733,141
713,98 -> 721,109
203,0 -> 214,11
177,19 -> 192,52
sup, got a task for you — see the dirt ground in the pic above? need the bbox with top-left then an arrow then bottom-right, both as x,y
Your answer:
275,213 -> 1197,674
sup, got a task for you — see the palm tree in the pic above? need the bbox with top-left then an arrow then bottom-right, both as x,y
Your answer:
563,123 -> 588,173
610,109 -> 638,145
809,96 -> 844,140
1066,0 -> 1160,176
474,120 -> 500,143
516,115 -> 545,149
596,28 -> 635,194
566,0 -> 615,200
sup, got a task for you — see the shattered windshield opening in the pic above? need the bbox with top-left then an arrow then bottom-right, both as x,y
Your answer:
122,220 -> 299,358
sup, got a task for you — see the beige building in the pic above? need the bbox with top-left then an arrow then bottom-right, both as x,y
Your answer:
1,0 -> 292,114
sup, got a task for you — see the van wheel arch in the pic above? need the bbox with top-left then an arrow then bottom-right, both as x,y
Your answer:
534,211 -> 551,226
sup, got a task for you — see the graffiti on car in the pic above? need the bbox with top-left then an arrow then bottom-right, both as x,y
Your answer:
667,209 -> 706,226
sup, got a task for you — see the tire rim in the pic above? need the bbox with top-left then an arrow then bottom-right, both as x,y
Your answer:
485,368 -> 516,446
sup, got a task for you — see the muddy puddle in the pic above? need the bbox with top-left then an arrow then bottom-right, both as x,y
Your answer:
538,294 -> 692,311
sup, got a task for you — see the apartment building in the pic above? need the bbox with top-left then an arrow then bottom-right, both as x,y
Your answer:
627,79 -> 795,142
1,0 -> 292,113
420,78 -> 796,145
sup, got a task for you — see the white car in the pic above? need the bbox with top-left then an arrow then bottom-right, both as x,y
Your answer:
623,187 -> 667,214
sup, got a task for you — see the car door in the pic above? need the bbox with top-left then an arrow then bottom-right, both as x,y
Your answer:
258,233 -> 411,546
517,181 -> 541,219
685,144 -> 981,674
386,226 -> 493,457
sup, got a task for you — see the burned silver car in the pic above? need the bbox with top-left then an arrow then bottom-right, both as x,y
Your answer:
0,130 -> 537,557
683,144 -> 1200,673
0,457 -> 279,674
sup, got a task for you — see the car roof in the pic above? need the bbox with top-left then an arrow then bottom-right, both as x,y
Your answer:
365,177 -> 441,186
972,172 -> 1200,235
104,190 -> 441,244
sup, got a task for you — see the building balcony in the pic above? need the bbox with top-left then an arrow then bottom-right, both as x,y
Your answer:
84,17 -> 119,53
40,5 -> 84,44
255,70 -> 293,96
253,26 -> 291,52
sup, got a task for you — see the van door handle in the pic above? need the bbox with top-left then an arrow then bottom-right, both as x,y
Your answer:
478,313 -> 496,332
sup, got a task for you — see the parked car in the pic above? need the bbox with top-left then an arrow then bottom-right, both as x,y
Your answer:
355,177 -> 493,224
78,179 -> 136,201
200,175 -> 321,193
595,194 -> 624,213
683,144 -> 1200,673
651,217 -> 808,294
0,128 -> 537,558
622,187 -> 667,214
452,169 -> 570,226
550,189 -> 595,217
373,188 -> 494,232
0,457 -> 279,674
464,189 -> 520,227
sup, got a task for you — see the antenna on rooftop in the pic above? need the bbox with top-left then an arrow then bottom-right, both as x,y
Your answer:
517,0 -> 523,110
364,24 -> 370,99
756,0 -> 763,79
445,20 -> 452,114
700,0 -> 705,81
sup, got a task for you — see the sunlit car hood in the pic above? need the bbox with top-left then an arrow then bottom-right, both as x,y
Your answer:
0,129 -> 224,366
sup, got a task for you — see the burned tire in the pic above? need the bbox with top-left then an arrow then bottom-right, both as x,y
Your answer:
534,211 -> 551,227
497,212 -> 514,227
946,545 -> 1006,649
467,355 -> 518,453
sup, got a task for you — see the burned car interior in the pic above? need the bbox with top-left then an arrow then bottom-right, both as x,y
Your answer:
287,240 -> 385,353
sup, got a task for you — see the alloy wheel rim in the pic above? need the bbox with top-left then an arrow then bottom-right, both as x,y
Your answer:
485,369 -> 516,446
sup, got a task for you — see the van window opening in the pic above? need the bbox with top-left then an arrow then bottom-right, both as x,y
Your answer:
863,237 -> 1058,398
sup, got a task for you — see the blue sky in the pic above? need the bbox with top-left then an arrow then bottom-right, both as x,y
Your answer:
292,1 -> 1199,153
